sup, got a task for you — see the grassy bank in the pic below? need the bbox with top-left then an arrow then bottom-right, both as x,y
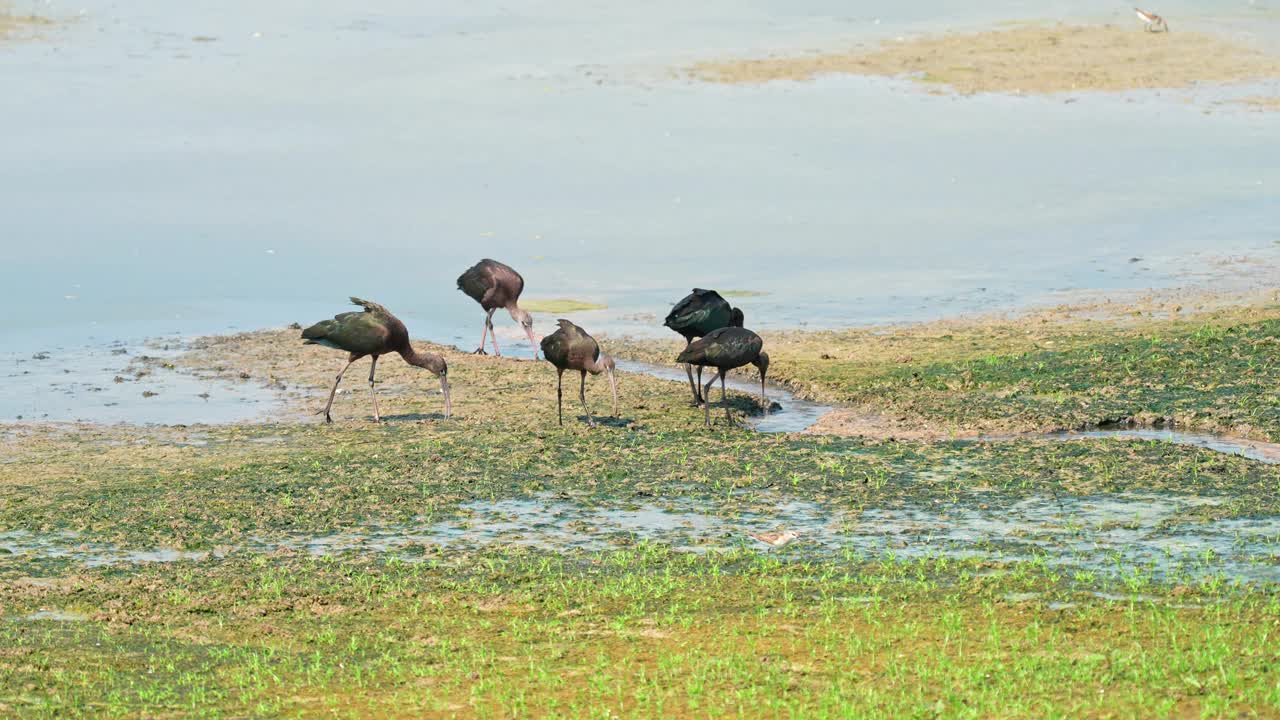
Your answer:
613,303 -> 1280,441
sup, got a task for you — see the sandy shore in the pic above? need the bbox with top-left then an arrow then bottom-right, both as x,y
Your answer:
1236,95 -> 1280,112
690,24 -> 1280,95
0,4 -> 51,38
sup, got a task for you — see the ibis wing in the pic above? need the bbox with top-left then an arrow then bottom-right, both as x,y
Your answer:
543,319 -> 599,367
456,261 -> 495,303
702,328 -> 763,368
301,310 -> 392,355
457,259 -> 525,308
349,296 -> 394,319
664,288 -> 731,336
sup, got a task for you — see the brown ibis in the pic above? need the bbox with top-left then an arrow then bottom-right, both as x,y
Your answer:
457,258 -> 538,359
540,319 -> 617,426
301,297 -> 450,422
675,326 -> 768,427
663,288 -> 743,405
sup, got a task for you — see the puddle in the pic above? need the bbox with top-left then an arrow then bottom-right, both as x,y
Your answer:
975,428 -> 1280,465
4,493 -> 1276,584
1049,429 -> 1280,464
0,339 -> 285,425
853,493 -> 1280,584
618,359 -> 833,433
16,609 -> 89,622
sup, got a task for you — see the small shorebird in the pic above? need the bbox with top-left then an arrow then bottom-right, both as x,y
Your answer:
1134,8 -> 1169,32
749,530 -> 800,548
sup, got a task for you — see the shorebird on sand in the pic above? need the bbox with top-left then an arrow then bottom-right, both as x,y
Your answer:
749,530 -> 800,548
1134,8 -> 1169,32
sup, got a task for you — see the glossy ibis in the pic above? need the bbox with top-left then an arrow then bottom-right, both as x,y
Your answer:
457,259 -> 538,359
301,297 -> 450,422
675,326 -> 768,427
664,288 -> 743,405
540,319 -> 617,426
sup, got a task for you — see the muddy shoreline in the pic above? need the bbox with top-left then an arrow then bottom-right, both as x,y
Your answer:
690,23 -> 1280,95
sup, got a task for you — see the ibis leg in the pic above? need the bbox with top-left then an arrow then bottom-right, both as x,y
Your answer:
367,355 -> 381,422
704,371 -> 718,427
760,370 -> 768,416
487,309 -> 501,356
579,371 -> 594,427
556,369 -> 564,426
722,372 -> 730,423
683,341 -> 701,405
474,315 -> 489,355
321,358 -> 356,423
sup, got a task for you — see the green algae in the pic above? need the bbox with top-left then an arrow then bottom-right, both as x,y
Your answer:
521,298 -> 607,314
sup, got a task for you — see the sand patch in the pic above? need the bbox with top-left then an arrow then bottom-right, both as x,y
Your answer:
1234,95 -> 1280,112
0,4 -> 52,39
690,24 -> 1280,95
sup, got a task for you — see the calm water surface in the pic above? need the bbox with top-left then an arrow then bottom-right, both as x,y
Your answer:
2,0 -> 1277,421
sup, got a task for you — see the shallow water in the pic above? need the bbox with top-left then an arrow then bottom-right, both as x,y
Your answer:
1045,429 -> 1280,464
618,359 -> 831,432
4,492 -> 1276,584
0,338 -> 283,424
2,0 -> 1278,424
975,428 -> 1280,464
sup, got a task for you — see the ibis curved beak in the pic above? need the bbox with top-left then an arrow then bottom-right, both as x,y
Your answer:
527,328 -> 541,360
440,376 -> 452,419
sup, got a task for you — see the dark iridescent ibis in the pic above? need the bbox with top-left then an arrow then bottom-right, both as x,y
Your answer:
457,258 -> 538,359
301,297 -> 451,422
540,319 -> 617,427
663,289 -> 743,405
675,327 -> 769,427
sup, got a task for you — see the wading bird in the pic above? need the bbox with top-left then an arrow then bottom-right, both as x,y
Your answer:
301,297 -> 450,422
1134,7 -> 1168,32
664,289 -> 744,405
675,326 -> 769,427
457,258 -> 538,358
749,530 -> 800,548
540,319 -> 617,426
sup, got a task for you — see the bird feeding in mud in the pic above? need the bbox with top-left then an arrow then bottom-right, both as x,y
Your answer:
540,319 -> 618,427
1134,7 -> 1169,32
664,289 -> 744,406
301,297 -> 451,422
676,327 -> 769,427
457,258 -> 539,359
749,530 -> 800,548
